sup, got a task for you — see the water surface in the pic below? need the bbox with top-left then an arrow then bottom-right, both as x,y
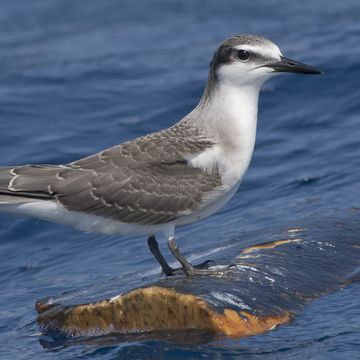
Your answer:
0,0 -> 359,359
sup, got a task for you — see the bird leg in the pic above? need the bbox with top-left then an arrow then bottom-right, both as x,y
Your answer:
167,236 -> 234,277
147,235 -> 174,276
147,235 -> 215,276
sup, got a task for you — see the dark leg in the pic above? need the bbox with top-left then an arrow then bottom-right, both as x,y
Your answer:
147,235 -> 174,276
167,236 -> 194,274
148,235 -> 216,276
167,236 -> 235,277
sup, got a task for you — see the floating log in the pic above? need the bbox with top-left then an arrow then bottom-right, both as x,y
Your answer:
36,210 -> 360,340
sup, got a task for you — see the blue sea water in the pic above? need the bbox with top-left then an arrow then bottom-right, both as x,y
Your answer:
0,0 -> 359,359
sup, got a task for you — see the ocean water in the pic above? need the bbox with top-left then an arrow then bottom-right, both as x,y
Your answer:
0,0 -> 359,359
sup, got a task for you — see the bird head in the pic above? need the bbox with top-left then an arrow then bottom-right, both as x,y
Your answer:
210,34 -> 323,89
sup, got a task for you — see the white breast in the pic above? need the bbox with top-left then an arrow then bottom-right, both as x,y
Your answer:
189,81 -> 260,189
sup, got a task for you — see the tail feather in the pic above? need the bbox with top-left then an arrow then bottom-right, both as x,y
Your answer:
0,166 -> 56,204
0,195 -> 45,204
0,167 -> 13,188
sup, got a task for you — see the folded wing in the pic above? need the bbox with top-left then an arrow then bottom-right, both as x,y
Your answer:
0,126 -> 222,225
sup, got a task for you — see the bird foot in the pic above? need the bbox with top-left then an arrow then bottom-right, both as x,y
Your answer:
181,263 -> 238,277
164,260 -> 216,276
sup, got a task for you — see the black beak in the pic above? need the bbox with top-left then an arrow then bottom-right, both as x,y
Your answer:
265,56 -> 323,75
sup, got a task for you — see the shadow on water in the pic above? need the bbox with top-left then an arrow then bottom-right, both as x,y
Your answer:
39,329 -> 220,351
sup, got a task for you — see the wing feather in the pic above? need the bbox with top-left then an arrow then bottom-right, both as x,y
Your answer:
0,123 -> 222,225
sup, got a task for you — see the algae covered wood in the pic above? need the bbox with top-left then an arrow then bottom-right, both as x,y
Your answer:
36,211 -> 360,339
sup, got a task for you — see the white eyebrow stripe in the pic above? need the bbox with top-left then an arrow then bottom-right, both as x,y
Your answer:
234,44 -> 282,60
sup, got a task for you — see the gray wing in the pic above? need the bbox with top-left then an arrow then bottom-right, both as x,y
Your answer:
0,125 -> 222,225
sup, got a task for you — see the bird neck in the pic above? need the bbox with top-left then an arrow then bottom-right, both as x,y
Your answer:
196,80 -> 260,151
185,79 -> 262,187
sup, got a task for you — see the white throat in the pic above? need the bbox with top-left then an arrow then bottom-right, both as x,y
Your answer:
189,80 -> 262,188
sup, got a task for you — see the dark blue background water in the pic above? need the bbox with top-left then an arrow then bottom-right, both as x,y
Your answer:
0,0 -> 359,359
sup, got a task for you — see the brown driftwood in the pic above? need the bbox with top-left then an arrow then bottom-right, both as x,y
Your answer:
36,210 -> 360,340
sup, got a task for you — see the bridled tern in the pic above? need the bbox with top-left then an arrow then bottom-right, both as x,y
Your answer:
0,34 -> 322,276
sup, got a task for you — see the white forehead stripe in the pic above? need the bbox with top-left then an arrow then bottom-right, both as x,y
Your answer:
234,44 -> 282,59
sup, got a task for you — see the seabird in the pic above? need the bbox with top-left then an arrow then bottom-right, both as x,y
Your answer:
0,35 -> 322,276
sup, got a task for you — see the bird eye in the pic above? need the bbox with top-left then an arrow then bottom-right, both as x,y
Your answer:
237,49 -> 250,61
